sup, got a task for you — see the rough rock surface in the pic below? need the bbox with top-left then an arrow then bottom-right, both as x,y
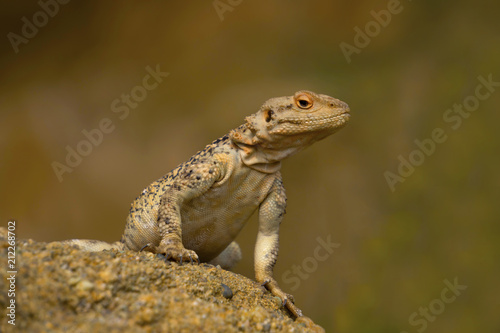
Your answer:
0,228 -> 324,332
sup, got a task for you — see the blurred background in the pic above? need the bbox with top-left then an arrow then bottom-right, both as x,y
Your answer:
1,1 -> 499,332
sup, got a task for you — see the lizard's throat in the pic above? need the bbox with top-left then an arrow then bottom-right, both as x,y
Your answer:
231,141 -> 283,174
242,159 -> 282,174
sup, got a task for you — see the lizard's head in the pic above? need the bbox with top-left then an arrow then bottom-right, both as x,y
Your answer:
230,90 -> 350,172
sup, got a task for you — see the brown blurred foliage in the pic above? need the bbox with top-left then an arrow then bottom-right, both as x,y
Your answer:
1,1 -> 499,332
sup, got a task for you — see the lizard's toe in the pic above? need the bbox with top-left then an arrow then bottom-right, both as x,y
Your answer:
140,243 -> 157,253
265,283 -> 302,317
280,293 -> 295,308
284,293 -> 295,304
161,245 -> 199,265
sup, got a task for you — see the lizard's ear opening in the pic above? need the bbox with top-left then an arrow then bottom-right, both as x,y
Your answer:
294,92 -> 314,110
264,109 -> 274,123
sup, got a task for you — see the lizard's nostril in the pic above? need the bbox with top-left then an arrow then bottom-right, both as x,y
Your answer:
329,100 -> 349,110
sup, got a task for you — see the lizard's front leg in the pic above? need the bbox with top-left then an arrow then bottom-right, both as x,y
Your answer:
142,194 -> 199,263
142,159 -> 223,264
255,175 -> 303,318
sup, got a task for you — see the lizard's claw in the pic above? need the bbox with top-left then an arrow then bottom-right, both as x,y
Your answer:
140,242 -> 199,265
276,291 -> 302,317
178,252 -> 198,265
261,279 -> 271,287
161,245 -> 199,265
282,293 -> 295,307
285,300 -> 303,317
140,243 -> 153,252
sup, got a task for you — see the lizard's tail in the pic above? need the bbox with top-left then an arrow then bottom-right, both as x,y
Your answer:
55,239 -> 126,252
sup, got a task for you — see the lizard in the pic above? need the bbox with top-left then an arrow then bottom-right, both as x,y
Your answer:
59,90 -> 350,318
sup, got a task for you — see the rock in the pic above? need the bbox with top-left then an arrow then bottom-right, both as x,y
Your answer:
0,228 -> 324,332
221,283 -> 233,299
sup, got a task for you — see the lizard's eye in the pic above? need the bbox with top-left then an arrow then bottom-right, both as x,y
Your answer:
295,93 -> 313,110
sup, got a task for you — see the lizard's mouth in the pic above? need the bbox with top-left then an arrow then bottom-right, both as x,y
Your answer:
271,109 -> 350,135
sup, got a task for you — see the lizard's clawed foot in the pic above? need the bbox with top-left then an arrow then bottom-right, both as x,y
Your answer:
261,279 -> 303,317
140,242 -> 199,265
170,247 -> 199,264
278,292 -> 302,317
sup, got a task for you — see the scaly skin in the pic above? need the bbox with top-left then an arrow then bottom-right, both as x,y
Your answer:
60,90 -> 350,318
